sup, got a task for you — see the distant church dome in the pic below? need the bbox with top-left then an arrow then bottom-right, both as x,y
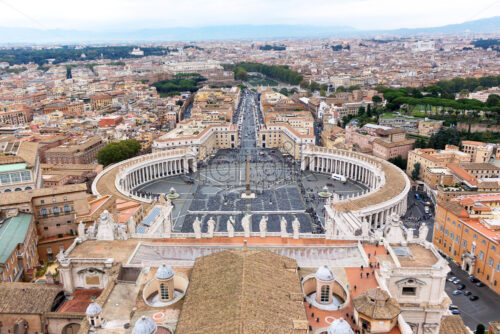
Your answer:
133,315 -> 156,334
85,302 -> 102,316
155,264 -> 174,280
315,265 -> 335,282
327,318 -> 353,334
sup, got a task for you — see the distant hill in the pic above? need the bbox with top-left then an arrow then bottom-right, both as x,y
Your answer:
0,16 -> 498,44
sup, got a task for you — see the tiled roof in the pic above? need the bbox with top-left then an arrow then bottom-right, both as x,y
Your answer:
0,282 -> 62,314
352,288 -> 400,320
175,249 -> 308,334
439,315 -> 469,334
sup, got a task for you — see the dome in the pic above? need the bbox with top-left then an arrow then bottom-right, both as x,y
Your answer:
327,318 -> 353,334
155,264 -> 174,280
133,315 -> 156,334
315,265 -> 335,282
85,302 -> 102,316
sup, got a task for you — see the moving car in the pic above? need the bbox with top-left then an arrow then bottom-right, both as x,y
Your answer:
469,295 -> 479,301
456,284 -> 465,290
453,279 -> 461,285
463,291 -> 472,296
331,173 -> 347,183
476,282 -> 485,287
452,290 -> 462,295
448,276 -> 457,282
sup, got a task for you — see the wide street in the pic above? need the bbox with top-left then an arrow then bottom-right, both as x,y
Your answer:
445,260 -> 500,329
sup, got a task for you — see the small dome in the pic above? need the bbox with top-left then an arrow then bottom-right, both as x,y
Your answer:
328,318 -> 353,334
316,265 -> 335,282
155,264 -> 174,280
86,302 -> 102,316
133,315 -> 156,334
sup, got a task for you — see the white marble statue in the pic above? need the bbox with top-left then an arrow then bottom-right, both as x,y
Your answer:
292,217 -> 300,239
242,214 -> 251,238
418,224 -> 429,242
96,210 -> 115,241
259,216 -> 268,238
227,217 -> 235,237
115,224 -> 129,240
193,217 -> 202,239
207,216 -> 216,238
77,221 -> 86,241
406,228 -> 414,242
280,216 -> 288,238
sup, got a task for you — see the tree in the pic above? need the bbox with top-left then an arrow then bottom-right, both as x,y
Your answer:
97,140 -> 141,166
366,104 -> 372,117
476,324 -> 485,334
336,86 -> 346,93
429,127 -> 460,149
372,95 -> 382,106
309,81 -> 320,91
388,155 -> 407,170
486,94 -> 500,107
411,162 -> 421,180
234,67 -> 248,81
279,88 -> 289,96
358,106 -> 365,116
320,89 -> 326,97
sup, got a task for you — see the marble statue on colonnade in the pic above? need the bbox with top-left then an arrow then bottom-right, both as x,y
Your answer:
242,214 -> 251,238
78,221 -> 86,241
292,217 -> 300,239
96,210 -> 115,241
207,217 -> 216,238
193,217 -> 202,239
259,216 -> 268,238
227,217 -> 235,237
280,216 -> 288,238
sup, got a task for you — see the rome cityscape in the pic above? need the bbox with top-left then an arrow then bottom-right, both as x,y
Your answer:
0,1 -> 500,334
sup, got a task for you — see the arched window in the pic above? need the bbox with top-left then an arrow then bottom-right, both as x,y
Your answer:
320,285 -> 330,303
160,283 -> 170,300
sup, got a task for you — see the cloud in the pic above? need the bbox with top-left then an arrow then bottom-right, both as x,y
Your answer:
0,0 -> 498,30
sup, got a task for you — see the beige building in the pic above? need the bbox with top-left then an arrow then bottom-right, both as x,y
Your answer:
406,147 -> 471,180
461,140 -> 494,163
0,184 -> 90,263
45,137 -> 104,165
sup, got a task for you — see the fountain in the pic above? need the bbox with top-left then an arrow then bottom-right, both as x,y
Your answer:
318,185 -> 333,199
166,187 -> 180,200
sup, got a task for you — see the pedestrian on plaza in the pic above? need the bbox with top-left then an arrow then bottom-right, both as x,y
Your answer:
360,272 -> 363,278
354,285 -> 357,291
366,272 -> 369,278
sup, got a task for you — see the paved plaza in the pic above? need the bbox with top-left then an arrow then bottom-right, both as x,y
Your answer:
136,91 -> 367,234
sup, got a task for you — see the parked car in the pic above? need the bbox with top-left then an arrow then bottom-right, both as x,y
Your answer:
469,275 -> 480,283
453,279 -> 461,285
447,271 -> 454,276
448,276 -> 457,282
452,290 -> 462,295
476,282 -> 485,287
448,304 -> 458,310
457,284 -> 465,290
463,291 -> 472,296
469,295 -> 479,301
451,309 -> 461,315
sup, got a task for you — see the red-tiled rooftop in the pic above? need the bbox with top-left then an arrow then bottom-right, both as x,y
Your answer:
58,289 -> 102,313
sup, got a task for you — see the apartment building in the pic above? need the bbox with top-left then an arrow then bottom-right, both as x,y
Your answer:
461,140 -> 495,163
406,147 -> 471,180
0,184 -> 90,263
0,141 -> 42,193
433,194 -> 500,294
45,137 -> 104,164
0,213 -> 39,282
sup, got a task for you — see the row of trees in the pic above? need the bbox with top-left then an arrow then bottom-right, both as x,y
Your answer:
97,140 -> 141,167
0,46 -> 167,66
434,75 -> 500,95
230,62 -> 304,85
382,86 -> 500,113
152,74 -> 207,96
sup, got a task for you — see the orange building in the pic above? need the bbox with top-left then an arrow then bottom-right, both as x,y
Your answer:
433,194 -> 500,294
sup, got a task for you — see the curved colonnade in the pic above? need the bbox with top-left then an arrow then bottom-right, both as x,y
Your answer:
92,148 -> 197,203
301,146 -> 410,231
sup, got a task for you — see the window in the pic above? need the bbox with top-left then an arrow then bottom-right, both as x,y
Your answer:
488,258 -> 494,267
450,232 -> 454,239
41,200 -> 45,204
465,228 -> 469,233
474,234 -> 478,239
64,204 -> 70,213
41,208 -> 47,216
458,223 -> 461,228
478,251 -> 484,260
320,285 -> 330,303
53,207 -> 59,214
482,239 -> 486,245
160,283 -> 170,300
462,240 -> 467,248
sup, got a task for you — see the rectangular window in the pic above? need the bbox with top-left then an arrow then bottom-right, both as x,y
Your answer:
478,251 -> 484,260
402,287 -> 416,296
0,173 -> 10,184
488,258 -> 493,267
10,172 -> 20,182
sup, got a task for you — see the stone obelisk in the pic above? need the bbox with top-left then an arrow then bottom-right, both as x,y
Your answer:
241,154 -> 256,198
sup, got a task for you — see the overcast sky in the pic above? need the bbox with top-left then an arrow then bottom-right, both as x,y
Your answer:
0,0 -> 499,30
